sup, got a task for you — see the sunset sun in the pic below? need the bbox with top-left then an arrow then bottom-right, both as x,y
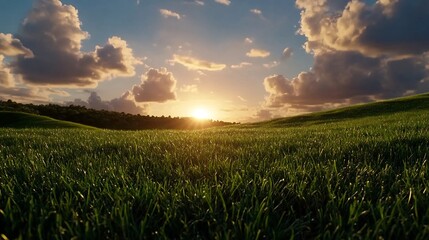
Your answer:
192,108 -> 211,120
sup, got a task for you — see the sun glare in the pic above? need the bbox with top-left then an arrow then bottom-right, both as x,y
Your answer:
192,108 -> 211,120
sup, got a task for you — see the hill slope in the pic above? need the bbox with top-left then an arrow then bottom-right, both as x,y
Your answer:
0,111 -> 95,129
253,93 -> 429,127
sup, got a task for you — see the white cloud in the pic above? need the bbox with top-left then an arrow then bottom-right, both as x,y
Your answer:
250,9 -> 262,16
246,48 -> 270,58
231,62 -> 252,69
160,9 -> 182,20
215,0 -> 231,6
263,61 -> 280,68
171,54 -> 226,71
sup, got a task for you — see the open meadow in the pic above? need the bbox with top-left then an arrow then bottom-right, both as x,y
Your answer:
1,94 -> 429,239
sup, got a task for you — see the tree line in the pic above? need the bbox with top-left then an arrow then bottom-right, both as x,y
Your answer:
0,100 -> 238,130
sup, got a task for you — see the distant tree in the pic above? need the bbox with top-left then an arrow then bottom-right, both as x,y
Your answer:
0,99 -> 238,130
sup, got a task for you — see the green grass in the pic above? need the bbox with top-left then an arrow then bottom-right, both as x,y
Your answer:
0,111 -> 95,129
254,92 -> 429,127
0,94 -> 429,239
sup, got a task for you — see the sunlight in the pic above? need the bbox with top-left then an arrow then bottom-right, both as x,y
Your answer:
192,108 -> 211,120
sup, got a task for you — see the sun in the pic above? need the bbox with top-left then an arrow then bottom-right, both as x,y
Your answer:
192,108 -> 211,120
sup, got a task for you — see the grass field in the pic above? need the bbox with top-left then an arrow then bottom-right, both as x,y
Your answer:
1,94 -> 429,239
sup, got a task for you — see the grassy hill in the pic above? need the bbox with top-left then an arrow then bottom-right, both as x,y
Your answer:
0,111 -> 95,129
0,93 -> 429,239
253,92 -> 429,127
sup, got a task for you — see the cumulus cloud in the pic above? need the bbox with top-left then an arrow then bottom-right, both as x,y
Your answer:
215,0 -> 231,6
68,91 -> 145,115
0,33 -> 34,87
171,54 -> 226,71
297,0 -> 429,57
10,0 -> 140,87
246,48 -> 270,58
264,51 -> 429,107
231,62 -> 252,69
262,0 -> 429,111
0,56 -> 14,87
160,9 -> 182,19
132,68 -> 177,103
0,33 -> 33,57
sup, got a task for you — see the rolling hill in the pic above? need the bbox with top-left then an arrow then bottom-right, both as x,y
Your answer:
253,92 -> 429,127
0,111 -> 95,129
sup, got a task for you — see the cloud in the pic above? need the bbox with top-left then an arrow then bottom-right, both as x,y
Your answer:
132,68 -> 177,103
160,9 -> 182,20
262,0 -> 429,112
215,0 -> 231,6
0,85 -> 68,103
250,9 -> 262,16
246,48 -> 270,58
0,56 -> 14,87
110,92 -> 146,114
297,0 -> 429,57
0,33 -> 33,57
68,91 -> 145,115
254,109 -> 273,121
263,61 -> 280,68
244,37 -> 253,44
264,51 -> 429,107
186,0 -> 204,6
195,1 -> 205,5
180,84 -> 198,93
0,33 -> 34,87
9,0 -> 140,87
282,48 -> 293,60
231,62 -> 252,69
171,54 -> 226,71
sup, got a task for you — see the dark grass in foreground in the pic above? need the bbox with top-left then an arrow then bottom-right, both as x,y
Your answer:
1,97 -> 429,239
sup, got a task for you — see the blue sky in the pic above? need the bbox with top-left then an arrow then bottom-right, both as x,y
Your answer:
0,0 -> 428,121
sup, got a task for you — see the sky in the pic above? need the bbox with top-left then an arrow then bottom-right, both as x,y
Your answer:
0,0 -> 428,122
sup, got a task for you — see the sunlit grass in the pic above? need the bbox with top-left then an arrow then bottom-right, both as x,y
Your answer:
0,108 -> 429,238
